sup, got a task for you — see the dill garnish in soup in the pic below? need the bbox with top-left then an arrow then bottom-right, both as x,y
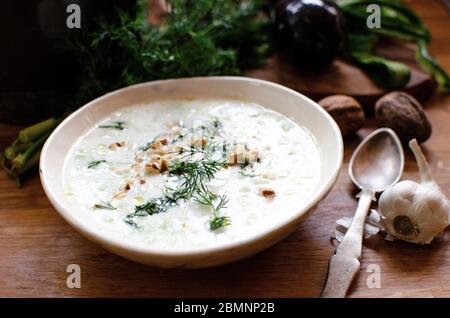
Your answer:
63,99 -> 321,250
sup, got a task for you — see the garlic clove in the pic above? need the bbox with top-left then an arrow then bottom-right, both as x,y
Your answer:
378,139 -> 450,244
379,181 -> 420,242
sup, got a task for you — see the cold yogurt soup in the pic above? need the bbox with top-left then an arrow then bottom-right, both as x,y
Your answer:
63,99 -> 321,250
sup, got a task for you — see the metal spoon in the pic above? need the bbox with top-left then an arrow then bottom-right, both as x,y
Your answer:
321,128 -> 404,298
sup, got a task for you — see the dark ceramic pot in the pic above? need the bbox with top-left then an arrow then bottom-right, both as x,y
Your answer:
0,0 -> 134,124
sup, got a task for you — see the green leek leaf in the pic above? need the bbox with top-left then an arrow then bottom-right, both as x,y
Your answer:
346,33 -> 377,53
416,40 -> 450,92
338,0 -> 430,42
352,52 -> 411,89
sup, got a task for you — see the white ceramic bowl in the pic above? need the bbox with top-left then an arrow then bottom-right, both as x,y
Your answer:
40,77 -> 343,268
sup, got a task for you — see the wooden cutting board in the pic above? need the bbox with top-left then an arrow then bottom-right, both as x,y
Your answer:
247,39 -> 437,111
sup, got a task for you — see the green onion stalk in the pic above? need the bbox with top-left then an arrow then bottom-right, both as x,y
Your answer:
336,0 -> 450,91
1,0 -> 271,186
1,118 -> 62,187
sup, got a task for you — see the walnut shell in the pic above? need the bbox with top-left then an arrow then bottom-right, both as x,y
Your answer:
375,92 -> 431,143
318,95 -> 365,137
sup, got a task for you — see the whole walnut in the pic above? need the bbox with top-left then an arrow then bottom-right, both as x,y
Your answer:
375,92 -> 431,143
318,95 -> 366,137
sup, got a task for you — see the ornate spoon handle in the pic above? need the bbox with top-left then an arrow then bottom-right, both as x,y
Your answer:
321,190 -> 374,298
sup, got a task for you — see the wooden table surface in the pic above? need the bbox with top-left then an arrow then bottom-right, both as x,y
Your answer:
1,0 -> 450,298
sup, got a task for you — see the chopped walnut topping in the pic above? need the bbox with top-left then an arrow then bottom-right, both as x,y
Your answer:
228,144 -> 245,166
148,137 -> 169,152
145,162 -> 160,175
120,181 -> 132,192
160,158 -> 170,173
259,188 -> 276,199
235,144 -> 247,164
247,148 -> 259,163
159,138 -> 168,146
191,137 -> 208,147
227,144 -> 259,166
227,152 -> 238,166
109,141 -> 126,150
144,155 -> 171,175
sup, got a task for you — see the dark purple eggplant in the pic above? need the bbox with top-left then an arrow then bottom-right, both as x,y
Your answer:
275,0 -> 346,70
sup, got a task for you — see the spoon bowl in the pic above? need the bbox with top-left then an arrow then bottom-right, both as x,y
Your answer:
350,128 -> 404,193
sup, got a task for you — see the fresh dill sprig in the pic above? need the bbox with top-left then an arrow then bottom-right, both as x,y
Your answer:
170,159 -> 227,181
170,157 -> 231,230
93,201 -> 116,210
98,121 -> 126,130
210,215 -> 231,231
87,160 -> 106,169
124,218 -> 139,228
125,183 -> 192,223
125,157 -> 230,230
207,194 -> 231,231
130,195 -> 177,217
125,120 -> 231,231
133,200 -> 162,216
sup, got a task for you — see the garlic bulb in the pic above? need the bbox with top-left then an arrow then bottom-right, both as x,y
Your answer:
379,139 -> 450,244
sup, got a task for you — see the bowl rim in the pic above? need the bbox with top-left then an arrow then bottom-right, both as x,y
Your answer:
40,76 -> 343,257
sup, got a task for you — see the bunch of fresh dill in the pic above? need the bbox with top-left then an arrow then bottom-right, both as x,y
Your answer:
1,0 -> 271,185
69,0 -> 271,106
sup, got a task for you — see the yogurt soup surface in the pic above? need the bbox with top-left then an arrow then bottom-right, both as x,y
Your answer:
63,98 -> 321,250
